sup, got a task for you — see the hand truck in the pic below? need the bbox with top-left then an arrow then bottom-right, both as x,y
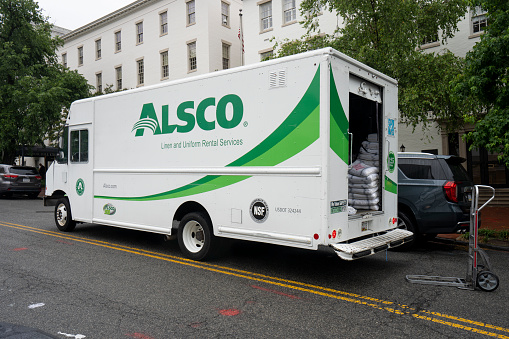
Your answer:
406,185 -> 500,292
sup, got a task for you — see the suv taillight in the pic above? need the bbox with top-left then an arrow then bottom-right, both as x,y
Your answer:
3,174 -> 18,179
444,181 -> 458,202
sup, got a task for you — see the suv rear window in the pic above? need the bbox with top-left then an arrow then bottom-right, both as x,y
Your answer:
399,159 -> 447,180
9,167 -> 39,175
445,158 -> 470,181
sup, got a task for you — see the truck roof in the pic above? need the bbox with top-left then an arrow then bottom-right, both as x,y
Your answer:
70,47 -> 398,108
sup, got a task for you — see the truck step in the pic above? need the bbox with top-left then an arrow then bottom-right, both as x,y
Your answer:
331,229 -> 413,260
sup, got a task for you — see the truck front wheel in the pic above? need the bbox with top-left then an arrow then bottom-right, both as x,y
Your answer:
54,198 -> 76,232
178,212 -> 215,261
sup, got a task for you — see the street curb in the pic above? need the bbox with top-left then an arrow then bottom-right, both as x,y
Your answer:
435,236 -> 509,252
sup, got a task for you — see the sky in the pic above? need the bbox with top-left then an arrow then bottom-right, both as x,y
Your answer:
36,0 -> 135,30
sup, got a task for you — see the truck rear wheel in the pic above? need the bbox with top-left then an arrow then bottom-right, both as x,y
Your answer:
54,198 -> 76,232
178,212 -> 215,261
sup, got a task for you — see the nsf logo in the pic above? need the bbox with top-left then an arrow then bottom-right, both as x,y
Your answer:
250,198 -> 269,223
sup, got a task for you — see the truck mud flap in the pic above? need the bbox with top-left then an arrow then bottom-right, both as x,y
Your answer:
331,229 -> 413,261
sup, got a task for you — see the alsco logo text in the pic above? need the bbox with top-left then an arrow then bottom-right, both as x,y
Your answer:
132,94 -> 243,136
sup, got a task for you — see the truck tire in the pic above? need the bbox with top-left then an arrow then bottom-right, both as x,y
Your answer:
395,210 -> 417,249
54,198 -> 76,232
178,212 -> 215,261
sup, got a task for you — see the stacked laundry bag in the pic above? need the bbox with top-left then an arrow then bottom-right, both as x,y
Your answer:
348,134 -> 380,213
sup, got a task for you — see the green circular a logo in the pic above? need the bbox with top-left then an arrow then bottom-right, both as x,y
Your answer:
76,178 -> 85,196
387,152 -> 396,173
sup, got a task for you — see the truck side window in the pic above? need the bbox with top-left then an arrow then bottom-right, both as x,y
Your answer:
70,129 -> 89,163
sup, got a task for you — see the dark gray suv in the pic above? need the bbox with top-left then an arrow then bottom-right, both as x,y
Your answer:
0,164 -> 42,199
398,153 -> 473,245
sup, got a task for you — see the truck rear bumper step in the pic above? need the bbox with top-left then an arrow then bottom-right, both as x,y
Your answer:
331,229 -> 413,260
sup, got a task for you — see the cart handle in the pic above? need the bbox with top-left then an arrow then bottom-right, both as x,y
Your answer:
474,185 -> 495,212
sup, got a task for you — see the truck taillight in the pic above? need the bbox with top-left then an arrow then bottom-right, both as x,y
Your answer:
444,181 -> 458,203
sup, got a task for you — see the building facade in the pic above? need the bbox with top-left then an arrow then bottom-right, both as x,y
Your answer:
242,1 -> 509,192
242,0 -> 340,64
59,0 -> 243,92
55,0 -> 507,191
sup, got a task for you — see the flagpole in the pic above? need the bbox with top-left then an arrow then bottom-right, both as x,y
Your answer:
239,9 -> 244,66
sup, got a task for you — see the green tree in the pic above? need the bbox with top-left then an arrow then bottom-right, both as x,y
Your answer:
0,0 -> 91,164
455,0 -> 509,166
273,0 -> 472,132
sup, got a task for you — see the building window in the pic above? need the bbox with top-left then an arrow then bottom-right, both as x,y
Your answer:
62,53 -> 67,68
260,1 -> 273,31
161,51 -> 169,79
187,0 -> 196,25
136,22 -> 144,44
422,32 -> 439,45
283,0 -> 296,24
221,1 -> 229,27
188,41 -> 197,71
222,43 -> 230,70
160,11 -> 168,35
260,50 -> 273,61
115,31 -> 122,52
96,72 -> 102,93
77,46 -> 83,66
95,39 -> 101,59
137,59 -> 144,86
472,7 -> 488,34
115,66 -> 122,90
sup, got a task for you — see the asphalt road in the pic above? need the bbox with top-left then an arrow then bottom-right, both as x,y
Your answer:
1,197 -> 508,339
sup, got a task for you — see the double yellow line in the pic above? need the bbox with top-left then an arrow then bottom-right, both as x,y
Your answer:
2,221 -> 508,338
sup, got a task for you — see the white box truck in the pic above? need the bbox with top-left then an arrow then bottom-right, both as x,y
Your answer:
45,48 -> 412,261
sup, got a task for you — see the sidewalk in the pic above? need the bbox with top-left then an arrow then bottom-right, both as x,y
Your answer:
437,207 -> 509,250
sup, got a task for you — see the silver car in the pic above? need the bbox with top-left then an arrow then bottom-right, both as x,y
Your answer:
0,164 -> 42,199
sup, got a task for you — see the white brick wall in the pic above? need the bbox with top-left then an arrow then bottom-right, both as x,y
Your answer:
59,0 -> 243,92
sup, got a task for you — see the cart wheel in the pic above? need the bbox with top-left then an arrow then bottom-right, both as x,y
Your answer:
477,271 -> 499,292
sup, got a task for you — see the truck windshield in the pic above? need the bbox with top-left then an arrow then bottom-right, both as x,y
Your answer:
56,126 -> 69,164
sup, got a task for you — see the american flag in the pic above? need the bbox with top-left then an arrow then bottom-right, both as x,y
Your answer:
238,27 -> 244,53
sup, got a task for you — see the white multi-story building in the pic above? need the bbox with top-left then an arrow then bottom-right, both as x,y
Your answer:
51,25 -> 71,38
242,1 -> 486,154
59,0 -> 243,92
242,1 -> 509,192
242,0 -> 340,64
55,0 -> 506,190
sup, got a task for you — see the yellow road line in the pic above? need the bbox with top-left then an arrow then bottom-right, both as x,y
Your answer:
1,221 -> 508,337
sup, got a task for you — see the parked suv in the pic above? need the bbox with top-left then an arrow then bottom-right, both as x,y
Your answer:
0,164 -> 42,198
398,153 -> 473,245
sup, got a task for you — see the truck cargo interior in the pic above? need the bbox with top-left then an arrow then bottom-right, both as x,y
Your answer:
348,91 -> 383,216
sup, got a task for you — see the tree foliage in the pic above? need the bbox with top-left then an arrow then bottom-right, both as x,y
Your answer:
273,0 -> 471,132
454,0 -> 509,166
0,0 -> 91,164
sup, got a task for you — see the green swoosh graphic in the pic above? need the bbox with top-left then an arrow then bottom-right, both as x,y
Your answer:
329,68 -> 349,164
96,66 -> 321,201
385,175 -> 397,194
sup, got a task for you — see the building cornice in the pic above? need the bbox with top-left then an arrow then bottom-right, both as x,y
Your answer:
62,0 -> 157,41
